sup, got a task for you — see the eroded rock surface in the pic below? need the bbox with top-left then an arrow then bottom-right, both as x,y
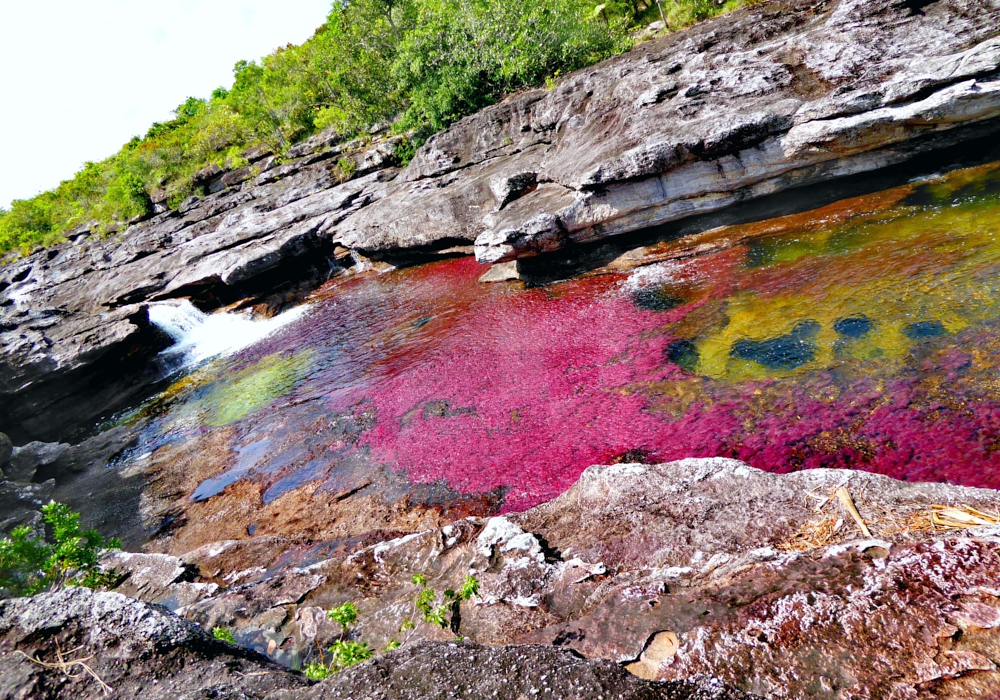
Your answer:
0,587 -> 752,700
112,460 -> 1000,699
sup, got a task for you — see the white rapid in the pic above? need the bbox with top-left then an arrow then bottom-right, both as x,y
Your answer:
147,299 -> 309,366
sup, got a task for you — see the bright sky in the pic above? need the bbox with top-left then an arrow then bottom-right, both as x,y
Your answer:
0,0 -> 333,209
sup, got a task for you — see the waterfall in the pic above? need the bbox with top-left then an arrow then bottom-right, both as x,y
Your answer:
147,299 -> 308,366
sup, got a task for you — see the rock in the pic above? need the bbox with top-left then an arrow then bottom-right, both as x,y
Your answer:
0,480 -> 54,535
0,139 -> 398,442
4,0 -> 1000,443
202,459 -> 1000,699
330,0 -> 1000,263
0,587 -> 307,700
273,641 -> 759,700
0,587 -> 752,700
6,441 -> 69,483
0,433 -> 11,473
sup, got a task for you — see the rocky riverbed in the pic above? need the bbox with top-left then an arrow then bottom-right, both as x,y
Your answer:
6,459 -> 1000,698
3,0 -> 1000,442
3,0 -> 1000,697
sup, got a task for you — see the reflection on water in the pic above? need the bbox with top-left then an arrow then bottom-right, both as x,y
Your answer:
127,160 -> 1000,514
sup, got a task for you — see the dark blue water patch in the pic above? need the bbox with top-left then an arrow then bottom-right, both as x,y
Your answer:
632,288 -> 684,312
731,320 -> 820,370
262,456 -> 330,504
834,315 -> 873,338
665,339 -> 699,372
904,320 -> 947,340
191,438 -> 271,502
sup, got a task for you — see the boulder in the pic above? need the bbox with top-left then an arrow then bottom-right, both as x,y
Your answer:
0,587 -> 306,700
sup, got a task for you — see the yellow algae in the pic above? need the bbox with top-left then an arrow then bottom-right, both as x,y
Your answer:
202,350 -> 315,426
663,167 -> 1000,381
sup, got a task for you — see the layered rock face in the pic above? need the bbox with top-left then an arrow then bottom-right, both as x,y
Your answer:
357,0 -> 1000,263
67,459 -> 1000,700
3,0 -> 999,443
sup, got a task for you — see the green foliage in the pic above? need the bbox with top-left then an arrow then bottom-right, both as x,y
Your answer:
326,601 -> 359,631
1,0 -> 753,261
328,640 -> 374,670
304,640 -> 373,677
401,573 -> 479,633
0,502 -> 121,598
332,157 -> 357,184
391,0 -> 632,130
304,661 -> 334,679
212,626 -> 237,644
392,137 -> 418,167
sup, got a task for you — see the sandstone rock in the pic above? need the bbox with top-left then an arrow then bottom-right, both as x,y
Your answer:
273,641 -> 759,700
0,588 -> 752,700
195,459 -> 1000,699
0,587 -> 306,700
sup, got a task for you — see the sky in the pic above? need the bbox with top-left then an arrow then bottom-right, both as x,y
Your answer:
0,0 -> 334,209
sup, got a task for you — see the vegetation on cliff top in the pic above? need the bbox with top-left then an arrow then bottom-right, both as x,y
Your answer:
0,0 -> 752,260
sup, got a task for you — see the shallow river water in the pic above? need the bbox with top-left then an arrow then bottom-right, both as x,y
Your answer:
128,160 -> 1000,517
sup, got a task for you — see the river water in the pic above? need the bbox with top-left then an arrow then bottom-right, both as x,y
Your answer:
131,160 -> 1000,520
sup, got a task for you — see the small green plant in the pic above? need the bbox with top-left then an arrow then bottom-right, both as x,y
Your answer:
545,70 -> 562,91
307,601 -> 373,677
326,601 -> 359,631
328,640 -> 373,670
398,573 -> 479,641
212,626 -> 237,644
392,137 -> 417,167
333,156 -> 357,183
304,660 -> 334,680
305,573 -> 478,678
0,502 -> 121,598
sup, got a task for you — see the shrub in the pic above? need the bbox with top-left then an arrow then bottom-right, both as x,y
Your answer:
0,502 -> 121,598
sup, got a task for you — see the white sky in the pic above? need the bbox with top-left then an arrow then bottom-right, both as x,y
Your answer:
0,0 -> 333,209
